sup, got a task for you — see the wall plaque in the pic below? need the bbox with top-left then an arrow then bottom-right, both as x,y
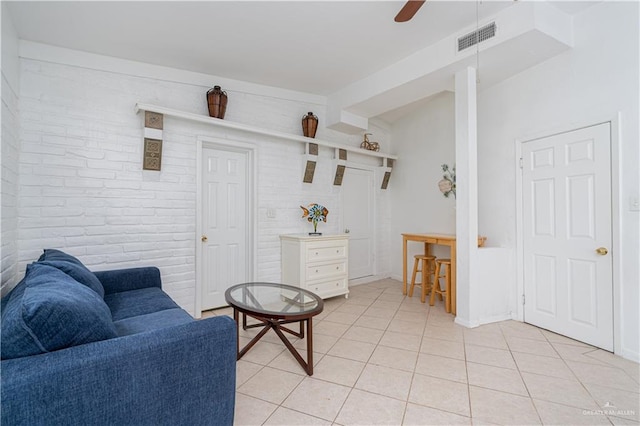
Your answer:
333,164 -> 346,186
143,138 -> 163,171
145,111 -> 163,130
303,161 -> 316,183
381,171 -> 392,189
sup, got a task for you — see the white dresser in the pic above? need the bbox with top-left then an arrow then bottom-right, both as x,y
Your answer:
280,234 -> 349,299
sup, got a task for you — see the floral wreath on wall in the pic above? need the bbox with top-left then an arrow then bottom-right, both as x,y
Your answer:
438,164 -> 456,198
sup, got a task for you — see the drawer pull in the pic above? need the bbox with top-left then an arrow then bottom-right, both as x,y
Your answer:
336,266 -> 339,270
315,252 -> 319,255
315,269 -> 319,273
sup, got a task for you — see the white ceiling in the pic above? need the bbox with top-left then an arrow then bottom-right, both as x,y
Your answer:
6,0 -> 599,125
6,0 -> 527,96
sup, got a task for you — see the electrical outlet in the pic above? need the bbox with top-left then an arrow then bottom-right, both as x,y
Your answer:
630,196 -> 640,212
267,208 -> 276,218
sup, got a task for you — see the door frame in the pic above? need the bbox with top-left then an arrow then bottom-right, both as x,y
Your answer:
195,137 -> 258,318
515,113 -> 622,354
340,162 -> 377,282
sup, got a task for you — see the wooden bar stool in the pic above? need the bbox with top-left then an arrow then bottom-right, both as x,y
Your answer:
408,254 -> 436,303
430,258 -> 452,313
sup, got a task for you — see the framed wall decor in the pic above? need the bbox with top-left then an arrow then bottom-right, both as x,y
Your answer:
143,138 -> 163,171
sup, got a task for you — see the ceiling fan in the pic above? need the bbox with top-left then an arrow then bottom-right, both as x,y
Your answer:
394,0 -> 426,22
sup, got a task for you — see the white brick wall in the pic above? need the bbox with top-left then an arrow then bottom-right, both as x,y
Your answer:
16,57 -> 392,314
1,74 -> 21,296
1,5 -> 21,295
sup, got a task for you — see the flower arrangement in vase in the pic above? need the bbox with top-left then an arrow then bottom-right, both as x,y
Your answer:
300,203 -> 329,235
438,164 -> 456,198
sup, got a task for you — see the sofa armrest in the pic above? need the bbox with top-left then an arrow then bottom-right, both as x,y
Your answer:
94,266 -> 162,295
1,316 -> 237,426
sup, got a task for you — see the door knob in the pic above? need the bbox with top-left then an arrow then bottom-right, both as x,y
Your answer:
595,247 -> 608,255
201,235 -> 208,242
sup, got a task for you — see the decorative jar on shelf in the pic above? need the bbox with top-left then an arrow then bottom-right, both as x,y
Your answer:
301,112 -> 318,138
206,85 -> 228,119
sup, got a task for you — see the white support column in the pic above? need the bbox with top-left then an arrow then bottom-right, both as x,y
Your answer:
454,67 -> 479,327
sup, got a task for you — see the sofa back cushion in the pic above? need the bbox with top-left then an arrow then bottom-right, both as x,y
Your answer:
1,263 -> 117,360
38,249 -> 105,298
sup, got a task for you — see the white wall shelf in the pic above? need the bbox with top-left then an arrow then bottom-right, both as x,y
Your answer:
135,103 -> 398,161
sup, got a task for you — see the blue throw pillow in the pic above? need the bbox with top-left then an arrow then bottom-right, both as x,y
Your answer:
1,263 -> 117,360
37,248 -> 105,298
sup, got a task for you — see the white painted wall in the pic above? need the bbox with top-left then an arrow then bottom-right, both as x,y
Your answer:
389,2 -> 638,360
477,2 -> 639,360
1,4 -> 21,295
475,247 -> 514,323
13,46 -> 391,314
389,92 -> 457,276
373,129 -> 393,281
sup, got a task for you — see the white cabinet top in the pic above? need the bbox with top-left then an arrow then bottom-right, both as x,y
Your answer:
279,234 -> 349,242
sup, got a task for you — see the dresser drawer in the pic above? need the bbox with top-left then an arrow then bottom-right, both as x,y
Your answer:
308,278 -> 347,296
306,242 -> 347,262
306,261 -> 346,281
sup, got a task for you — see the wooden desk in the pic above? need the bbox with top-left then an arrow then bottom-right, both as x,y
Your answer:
402,233 -> 486,315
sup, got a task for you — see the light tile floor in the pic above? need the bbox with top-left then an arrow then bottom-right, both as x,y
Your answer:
203,279 -> 639,426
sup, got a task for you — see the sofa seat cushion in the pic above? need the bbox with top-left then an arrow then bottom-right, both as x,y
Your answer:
1,263 -> 117,360
113,308 -> 194,336
38,249 -> 105,298
105,287 -> 180,321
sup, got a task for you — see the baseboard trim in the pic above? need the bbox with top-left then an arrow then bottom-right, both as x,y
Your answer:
617,347 -> 640,363
454,317 -> 479,328
455,313 -> 514,329
349,274 -> 391,287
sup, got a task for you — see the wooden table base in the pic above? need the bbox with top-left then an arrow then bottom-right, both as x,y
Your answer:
234,310 -> 315,375
402,233 -> 486,315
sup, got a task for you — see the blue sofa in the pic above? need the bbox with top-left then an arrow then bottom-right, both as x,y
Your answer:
1,250 -> 236,426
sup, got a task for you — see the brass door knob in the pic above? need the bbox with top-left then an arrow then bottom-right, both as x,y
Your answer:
595,247 -> 608,255
201,235 -> 208,242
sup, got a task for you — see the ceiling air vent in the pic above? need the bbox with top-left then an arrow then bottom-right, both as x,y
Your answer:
457,22 -> 496,52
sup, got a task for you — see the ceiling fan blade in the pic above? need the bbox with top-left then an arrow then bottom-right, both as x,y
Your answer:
394,0 -> 426,22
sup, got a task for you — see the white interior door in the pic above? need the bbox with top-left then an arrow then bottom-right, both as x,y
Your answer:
522,123 -> 613,350
201,147 -> 248,310
341,167 -> 374,279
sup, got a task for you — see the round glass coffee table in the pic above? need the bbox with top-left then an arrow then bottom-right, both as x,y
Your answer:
225,282 -> 324,375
